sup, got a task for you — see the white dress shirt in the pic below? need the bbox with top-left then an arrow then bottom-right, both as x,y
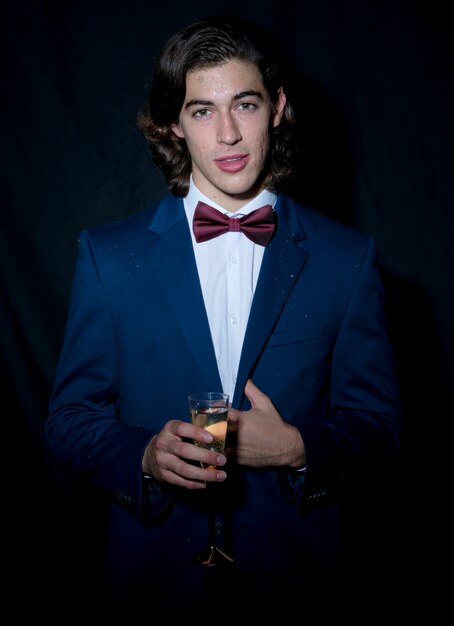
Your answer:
184,177 -> 277,400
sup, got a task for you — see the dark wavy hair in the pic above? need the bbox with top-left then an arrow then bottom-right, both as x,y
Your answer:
137,15 -> 299,197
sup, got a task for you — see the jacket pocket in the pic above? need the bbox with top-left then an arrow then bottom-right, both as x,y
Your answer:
268,324 -> 327,347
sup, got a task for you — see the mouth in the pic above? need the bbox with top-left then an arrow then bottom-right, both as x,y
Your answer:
215,154 -> 249,173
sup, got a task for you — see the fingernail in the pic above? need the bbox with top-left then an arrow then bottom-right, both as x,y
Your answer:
216,471 -> 226,481
202,432 -> 213,442
216,454 -> 226,466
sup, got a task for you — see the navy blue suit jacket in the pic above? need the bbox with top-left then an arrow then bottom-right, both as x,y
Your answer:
47,193 -> 402,611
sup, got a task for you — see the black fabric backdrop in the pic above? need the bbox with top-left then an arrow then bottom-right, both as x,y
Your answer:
1,0 -> 451,616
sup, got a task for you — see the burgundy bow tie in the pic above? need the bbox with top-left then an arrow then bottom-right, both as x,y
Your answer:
193,201 -> 276,246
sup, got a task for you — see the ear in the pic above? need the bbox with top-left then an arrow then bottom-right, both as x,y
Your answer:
171,122 -> 185,139
271,87 -> 287,128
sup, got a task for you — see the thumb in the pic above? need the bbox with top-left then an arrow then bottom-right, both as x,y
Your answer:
244,378 -> 264,408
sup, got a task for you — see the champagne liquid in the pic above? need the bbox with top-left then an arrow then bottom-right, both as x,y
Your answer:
191,407 -> 228,453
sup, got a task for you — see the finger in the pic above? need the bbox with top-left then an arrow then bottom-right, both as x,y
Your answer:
173,420 -> 215,446
159,468 -> 207,490
162,436 -> 227,477
165,456 -> 227,486
162,469 -> 226,489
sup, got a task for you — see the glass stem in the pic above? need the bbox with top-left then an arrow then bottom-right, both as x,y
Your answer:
208,495 -> 216,549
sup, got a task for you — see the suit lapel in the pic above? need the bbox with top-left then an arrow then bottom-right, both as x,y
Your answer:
147,196 -> 222,392
146,194 -> 309,403
233,195 -> 309,407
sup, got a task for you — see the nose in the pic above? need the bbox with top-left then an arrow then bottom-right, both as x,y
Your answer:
217,112 -> 241,144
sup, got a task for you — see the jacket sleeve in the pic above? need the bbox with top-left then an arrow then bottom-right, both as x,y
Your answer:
45,230 -> 170,521
281,237 -> 402,509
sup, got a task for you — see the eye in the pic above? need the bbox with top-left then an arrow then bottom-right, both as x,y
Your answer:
193,108 -> 211,119
237,102 -> 258,112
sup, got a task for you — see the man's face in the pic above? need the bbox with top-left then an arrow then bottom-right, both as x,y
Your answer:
171,59 -> 286,212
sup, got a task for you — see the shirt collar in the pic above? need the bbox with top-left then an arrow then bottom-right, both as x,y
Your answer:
184,175 -> 278,221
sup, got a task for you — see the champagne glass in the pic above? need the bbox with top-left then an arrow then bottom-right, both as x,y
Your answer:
189,391 -> 233,566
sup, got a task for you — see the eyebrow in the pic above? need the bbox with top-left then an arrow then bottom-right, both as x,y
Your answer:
184,90 -> 264,109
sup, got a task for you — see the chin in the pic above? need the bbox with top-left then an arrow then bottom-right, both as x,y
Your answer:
221,175 -> 263,198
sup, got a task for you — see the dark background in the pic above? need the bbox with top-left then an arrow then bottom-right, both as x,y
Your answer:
1,0 -> 451,616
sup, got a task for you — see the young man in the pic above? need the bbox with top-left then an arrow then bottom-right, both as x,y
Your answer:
46,15 -> 402,617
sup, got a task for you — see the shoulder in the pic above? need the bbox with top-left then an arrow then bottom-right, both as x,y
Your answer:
278,194 -> 374,253
79,195 -> 182,247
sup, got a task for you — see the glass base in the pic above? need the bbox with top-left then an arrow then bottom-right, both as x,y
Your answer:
195,546 -> 234,567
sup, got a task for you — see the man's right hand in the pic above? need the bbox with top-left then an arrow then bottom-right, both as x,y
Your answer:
141,419 -> 227,489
